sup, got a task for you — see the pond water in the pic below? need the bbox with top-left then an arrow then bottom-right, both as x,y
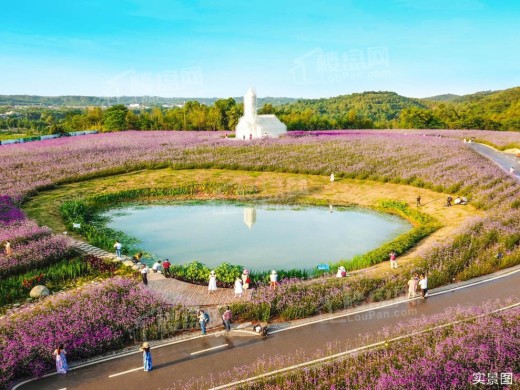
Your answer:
103,202 -> 411,271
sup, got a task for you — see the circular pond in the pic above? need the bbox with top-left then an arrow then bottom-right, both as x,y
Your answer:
103,202 -> 411,271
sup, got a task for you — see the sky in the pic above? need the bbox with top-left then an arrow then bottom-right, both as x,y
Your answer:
0,0 -> 519,98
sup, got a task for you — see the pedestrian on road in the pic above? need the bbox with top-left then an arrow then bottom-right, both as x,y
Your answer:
407,276 -> 417,299
114,240 -> 122,258
222,306 -> 232,333
416,196 -> 422,207
234,277 -> 243,298
413,273 -> 419,294
53,344 -> 68,374
140,264 -> 149,285
270,270 -> 278,290
198,309 -> 209,335
4,240 -> 12,256
208,270 -> 217,294
139,342 -> 152,372
389,250 -> 398,269
510,167 -> 515,175
162,258 -> 171,277
419,274 -> 428,299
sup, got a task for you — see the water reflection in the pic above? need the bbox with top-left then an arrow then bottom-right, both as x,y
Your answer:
244,207 -> 257,229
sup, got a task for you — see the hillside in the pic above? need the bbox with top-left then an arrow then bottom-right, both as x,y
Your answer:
0,95 -> 297,107
1,87 -> 519,132
270,91 -> 427,129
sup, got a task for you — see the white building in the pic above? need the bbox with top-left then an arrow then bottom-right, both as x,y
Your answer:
235,88 -> 287,140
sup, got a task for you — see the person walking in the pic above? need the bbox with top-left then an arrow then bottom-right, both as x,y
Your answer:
53,344 -> 68,374
446,196 -> 452,207
162,258 -> 171,277
419,274 -> 428,299
139,342 -> 152,372
270,270 -> 278,290
4,240 -> 12,256
140,264 -> 149,285
416,196 -> 422,207
330,172 -> 335,182
114,240 -> 122,258
389,250 -> 398,269
222,306 -> 232,333
198,309 -> 209,335
208,270 -> 217,294
234,277 -> 243,298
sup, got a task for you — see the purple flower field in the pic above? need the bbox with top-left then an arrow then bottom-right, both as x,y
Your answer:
183,302 -> 520,389
1,129 -> 520,387
0,234 -> 75,277
0,277 -> 171,387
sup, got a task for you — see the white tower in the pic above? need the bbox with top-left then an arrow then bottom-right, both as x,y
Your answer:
244,87 -> 257,119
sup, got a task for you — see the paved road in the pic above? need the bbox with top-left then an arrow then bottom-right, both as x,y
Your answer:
15,267 -> 520,390
468,142 -> 520,178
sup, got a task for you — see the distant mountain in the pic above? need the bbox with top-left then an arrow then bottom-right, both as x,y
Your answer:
0,95 -> 297,107
423,94 -> 460,102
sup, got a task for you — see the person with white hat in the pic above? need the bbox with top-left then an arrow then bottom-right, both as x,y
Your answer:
208,270 -> 217,294
269,270 -> 278,290
139,342 -> 152,371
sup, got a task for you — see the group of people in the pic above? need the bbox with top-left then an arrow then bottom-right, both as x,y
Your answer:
208,269 -> 279,296
407,273 -> 428,299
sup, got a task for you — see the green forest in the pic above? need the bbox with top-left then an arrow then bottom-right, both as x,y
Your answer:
1,86 -> 519,134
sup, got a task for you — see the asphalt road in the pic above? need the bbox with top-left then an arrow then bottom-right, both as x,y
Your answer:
468,142 -> 520,178
14,267 -> 520,390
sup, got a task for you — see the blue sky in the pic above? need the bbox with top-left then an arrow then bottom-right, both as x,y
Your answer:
0,0 -> 519,98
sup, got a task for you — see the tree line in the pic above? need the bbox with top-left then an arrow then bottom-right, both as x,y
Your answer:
0,87 -> 518,134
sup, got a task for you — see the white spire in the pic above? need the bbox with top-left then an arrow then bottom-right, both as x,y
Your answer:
244,87 -> 257,119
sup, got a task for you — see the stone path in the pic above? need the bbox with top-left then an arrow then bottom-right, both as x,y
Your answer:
69,237 -> 253,312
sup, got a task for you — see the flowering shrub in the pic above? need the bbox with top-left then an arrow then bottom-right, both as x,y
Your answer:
84,254 -> 118,274
0,219 -> 52,245
0,195 -> 25,225
231,276 -> 397,322
0,235 -> 76,277
0,277 -> 181,388
21,273 -> 46,290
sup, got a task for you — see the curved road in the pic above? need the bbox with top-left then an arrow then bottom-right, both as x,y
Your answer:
14,267 -> 520,390
468,142 -> 520,178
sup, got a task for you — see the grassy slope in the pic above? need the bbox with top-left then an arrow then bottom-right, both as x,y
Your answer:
23,168 -> 479,273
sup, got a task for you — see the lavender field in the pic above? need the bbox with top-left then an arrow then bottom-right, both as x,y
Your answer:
1,129 -> 520,387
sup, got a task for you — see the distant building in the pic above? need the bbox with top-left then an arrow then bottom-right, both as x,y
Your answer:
235,88 -> 287,140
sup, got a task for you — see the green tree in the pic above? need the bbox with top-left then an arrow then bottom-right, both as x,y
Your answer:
103,104 -> 128,131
